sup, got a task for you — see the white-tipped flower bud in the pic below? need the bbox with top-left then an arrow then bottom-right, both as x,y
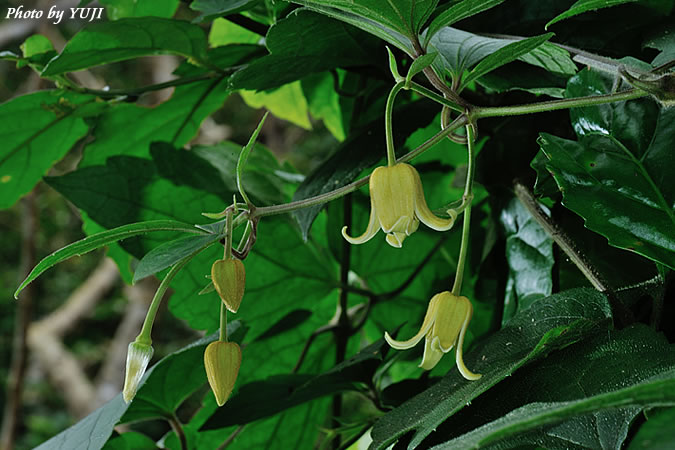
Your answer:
123,341 -> 154,403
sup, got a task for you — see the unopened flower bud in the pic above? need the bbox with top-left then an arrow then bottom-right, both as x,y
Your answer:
204,341 -> 242,406
123,341 -> 154,403
211,259 -> 246,313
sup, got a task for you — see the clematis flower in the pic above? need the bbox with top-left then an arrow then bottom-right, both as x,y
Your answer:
385,291 -> 481,379
342,163 -> 457,248
204,341 -> 242,406
123,341 -> 154,403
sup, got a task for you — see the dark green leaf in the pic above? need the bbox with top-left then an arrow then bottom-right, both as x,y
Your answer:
133,234 -> 222,283
42,17 -> 208,75
370,288 -> 612,449
424,0 -> 506,46
202,338 -> 388,428
463,33 -> 553,88
100,0 -> 180,20
500,197 -> 553,324
0,90 -> 96,209
644,23 -> 675,66
292,100 -> 439,239
437,376 -> 675,449
629,407 -> 675,450
294,0 -> 437,39
434,325 -> 675,448
546,0 -> 639,29
229,9 -> 379,91
102,431 -> 157,450
15,220 -> 201,298
190,0 -> 260,21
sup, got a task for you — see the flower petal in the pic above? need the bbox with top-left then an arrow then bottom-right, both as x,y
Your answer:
419,335 -> 444,370
342,197 -> 380,244
455,301 -> 482,380
385,231 -> 406,248
432,292 -> 471,352
384,294 -> 441,349
412,170 -> 457,231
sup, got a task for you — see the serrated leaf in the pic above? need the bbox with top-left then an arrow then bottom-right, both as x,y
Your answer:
133,234 -> 222,283
42,17 -> 208,75
15,220 -> 201,298
434,325 -> 675,448
462,33 -> 553,88
500,197 -> 553,325
424,0 -> 506,46
370,288 -> 612,449
0,90 -> 96,209
546,0 -> 638,29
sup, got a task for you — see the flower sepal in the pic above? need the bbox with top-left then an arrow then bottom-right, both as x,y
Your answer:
123,341 -> 154,403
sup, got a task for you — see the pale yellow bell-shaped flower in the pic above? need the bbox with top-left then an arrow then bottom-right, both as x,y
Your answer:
385,292 -> 481,379
123,341 -> 154,403
342,163 -> 457,248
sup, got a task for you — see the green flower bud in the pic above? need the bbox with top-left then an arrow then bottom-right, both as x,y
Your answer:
204,341 -> 242,406
123,341 -> 153,403
211,259 -> 246,313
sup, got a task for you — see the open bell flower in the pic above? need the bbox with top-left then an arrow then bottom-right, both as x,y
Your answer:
342,163 -> 457,248
385,291 -> 481,379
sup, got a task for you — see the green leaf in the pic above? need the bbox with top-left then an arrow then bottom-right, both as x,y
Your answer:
546,0 -> 639,29
0,90 -> 95,209
15,220 -> 200,298
424,0 -> 506,46
406,52 -> 437,84
229,9 -> 379,91
370,288 -> 612,449
294,0 -> 438,39
644,23 -> 675,66
500,197 -> 553,325
435,325 -> 675,448
538,132 -> 675,270
42,17 -> 209,75
133,234 -> 222,283
209,17 -> 261,47
429,29 -> 574,84
21,34 -> 54,58
292,100 -> 439,239
201,337 -> 388,428
236,111 -> 268,206
462,33 -> 553,88
437,376 -> 675,448
240,83 -> 311,129
301,71 -> 346,141
79,75 -> 230,167
102,431 -> 157,450
100,0 -> 180,20
629,407 -> 675,450
190,0 -> 260,21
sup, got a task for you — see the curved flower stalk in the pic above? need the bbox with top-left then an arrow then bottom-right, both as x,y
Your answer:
385,291 -> 481,379
342,163 -> 457,248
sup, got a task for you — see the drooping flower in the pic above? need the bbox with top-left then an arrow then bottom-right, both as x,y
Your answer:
204,341 -> 242,406
123,341 -> 154,403
385,291 -> 481,379
342,163 -> 457,248
211,258 -> 246,313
